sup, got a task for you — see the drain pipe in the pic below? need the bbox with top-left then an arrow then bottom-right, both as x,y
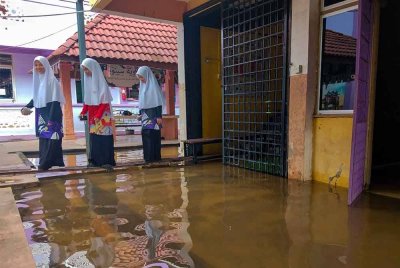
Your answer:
76,0 -> 90,159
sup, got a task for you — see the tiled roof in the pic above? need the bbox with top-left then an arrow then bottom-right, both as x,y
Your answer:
49,14 -> 177,64
324,30 -> 356,58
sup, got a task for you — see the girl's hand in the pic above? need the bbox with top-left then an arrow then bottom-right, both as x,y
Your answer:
21,107 -> 32,116
156,118 -> 162,125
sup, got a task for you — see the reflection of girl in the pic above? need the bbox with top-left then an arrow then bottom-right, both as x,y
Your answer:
144,204 -> 168,261
21,56 -> 65,170
79,58 -> 115,168
111,180 -> 194,268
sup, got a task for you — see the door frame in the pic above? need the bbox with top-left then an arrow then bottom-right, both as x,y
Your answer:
182,0 -> 222,141
363,0 -> 380,188
348,0 -> 374,204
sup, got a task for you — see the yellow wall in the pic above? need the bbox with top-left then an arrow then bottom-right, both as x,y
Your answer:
188,0 -> 209,10
200,27 -> 222,154
312,117 -> 353,188
89,0 -> 111,8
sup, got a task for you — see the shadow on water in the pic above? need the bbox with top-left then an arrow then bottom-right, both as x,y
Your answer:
13,162 -> 400,267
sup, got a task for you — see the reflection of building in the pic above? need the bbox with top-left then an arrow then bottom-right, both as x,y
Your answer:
323,30 -> 357,84
320,30 -> 357,110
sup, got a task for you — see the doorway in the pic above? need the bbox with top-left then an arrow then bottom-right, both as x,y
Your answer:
370,0 -> 400,198
183,0 -> 222,147
201,27 -> 222,154
183,0 -> 289,176
221,0 -> 289,176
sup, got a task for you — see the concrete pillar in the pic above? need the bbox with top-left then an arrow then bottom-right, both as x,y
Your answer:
164,70 -> 175,115
177,23 -> 187,155
161,69 -> 178,140
59,61 -> 75,140
287,0 -> 320,180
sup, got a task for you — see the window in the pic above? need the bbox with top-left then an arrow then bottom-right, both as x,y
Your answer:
127,84 -> 139,99
124,68 -> 164,100
319,8 -> 358,112
0,54 -> 14,99
75,80 -> 83,103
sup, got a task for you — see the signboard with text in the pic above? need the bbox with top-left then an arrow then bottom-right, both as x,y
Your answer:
106,65 -> 139,88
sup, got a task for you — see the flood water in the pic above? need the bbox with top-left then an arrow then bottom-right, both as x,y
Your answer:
13,162 -> 400,268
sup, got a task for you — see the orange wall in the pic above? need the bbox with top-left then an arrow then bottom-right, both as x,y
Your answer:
188,0 -> 209,10
92,0 -> 187,22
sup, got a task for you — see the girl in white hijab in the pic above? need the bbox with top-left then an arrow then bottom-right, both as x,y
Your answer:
79,58 -> 115,168
21,56 -> 66,171
136,66 -> 165,162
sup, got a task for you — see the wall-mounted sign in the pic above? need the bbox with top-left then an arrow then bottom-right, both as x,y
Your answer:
106,65 -> 139,88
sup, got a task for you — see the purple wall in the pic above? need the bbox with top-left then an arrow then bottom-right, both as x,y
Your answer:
0,45 -> 53,104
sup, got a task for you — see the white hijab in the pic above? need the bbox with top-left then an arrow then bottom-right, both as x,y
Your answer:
136,66 -> 165,110
81,58 -> 113,105
32,56 -> 65,108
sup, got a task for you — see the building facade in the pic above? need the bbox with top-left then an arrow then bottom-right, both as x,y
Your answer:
90,0 -> 393,204
0,46 -> 52,137
0,14 -> 179,139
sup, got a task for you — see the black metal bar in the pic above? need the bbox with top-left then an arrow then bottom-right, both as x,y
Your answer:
192,144 -> 197,163
76,0 -> 90,159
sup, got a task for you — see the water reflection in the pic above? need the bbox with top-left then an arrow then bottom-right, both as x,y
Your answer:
319,9 -> 358,111
112,169 -> 194,267
13,162 -> 400,267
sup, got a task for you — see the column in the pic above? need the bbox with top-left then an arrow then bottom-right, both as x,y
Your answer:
177,23 -> 187,155
161,70 -> 178,140
164,70 -> 176,115
287,0 -> 320,180
59,61 -> 75,140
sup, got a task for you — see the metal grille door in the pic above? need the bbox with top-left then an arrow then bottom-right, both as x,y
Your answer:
222,0 -> 288,176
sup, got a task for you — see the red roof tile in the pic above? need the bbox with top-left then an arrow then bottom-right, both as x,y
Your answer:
324,30 -> 356,58
49,14 -> 177,64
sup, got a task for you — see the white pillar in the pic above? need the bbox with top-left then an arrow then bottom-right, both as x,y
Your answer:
177,23 -> 187,156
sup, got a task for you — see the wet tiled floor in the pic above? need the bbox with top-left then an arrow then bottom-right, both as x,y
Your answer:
27,147 -> 179,168
28,151 -> 142,168
13,162 -> 400,267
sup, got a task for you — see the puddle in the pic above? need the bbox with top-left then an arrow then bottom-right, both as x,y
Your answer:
13,162 -> 400,267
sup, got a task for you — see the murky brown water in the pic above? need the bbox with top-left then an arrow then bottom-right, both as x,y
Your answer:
13,162 -> 400,268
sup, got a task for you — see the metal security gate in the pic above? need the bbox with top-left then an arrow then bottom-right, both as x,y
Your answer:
222,0 -> 288,176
